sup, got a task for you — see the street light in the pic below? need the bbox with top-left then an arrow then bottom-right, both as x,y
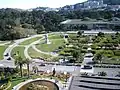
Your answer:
64,71 -> 67,88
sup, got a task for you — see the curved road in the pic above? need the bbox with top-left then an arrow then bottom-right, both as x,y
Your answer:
3,35 -> 42,60
1,32 -> 63,67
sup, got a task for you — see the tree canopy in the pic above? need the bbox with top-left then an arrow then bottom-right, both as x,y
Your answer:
0,8 -> 120,40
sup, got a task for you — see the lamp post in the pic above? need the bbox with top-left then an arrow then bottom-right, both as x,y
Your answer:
64,71 -> 67,88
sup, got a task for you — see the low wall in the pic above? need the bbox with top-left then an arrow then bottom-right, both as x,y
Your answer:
13,78 -> 60,90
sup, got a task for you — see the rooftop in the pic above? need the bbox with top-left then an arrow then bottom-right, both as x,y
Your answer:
61,19 -> 120,25
70,76 -> 120,90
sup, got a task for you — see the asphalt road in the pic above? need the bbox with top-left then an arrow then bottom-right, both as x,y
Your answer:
1,35 -> 43,67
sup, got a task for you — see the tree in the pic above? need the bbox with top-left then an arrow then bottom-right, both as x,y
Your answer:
25,58 -> 32,78
80,24 -> 88,30
15,56 -> 25,77
34,24 -> 45,34
77,31 -> 83,36
94,53 -> 103,65
98,32 -> 104,37
72,50 -> 83,62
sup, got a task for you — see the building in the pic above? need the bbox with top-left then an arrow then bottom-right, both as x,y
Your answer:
84,0 -> 107,9
60,19 -> 120,35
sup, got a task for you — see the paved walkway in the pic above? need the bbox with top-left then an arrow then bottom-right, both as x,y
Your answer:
0,41 -> 11,46
24,34 -> 61,59
24,36 -> 44,59
32,45 -> 59,57
80,36 -> 94,74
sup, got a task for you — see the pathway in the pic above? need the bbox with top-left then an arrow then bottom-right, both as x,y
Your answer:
0,41 -> 11,46
80,36 -> 94,74
24,36 -> 44,60
24,34 -> 61,60
32,45 -> 59,57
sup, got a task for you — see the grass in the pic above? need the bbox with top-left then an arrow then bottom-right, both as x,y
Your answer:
0,41 -> 9,44
28,47 -> 52,60
8,73 -> 66,90
8,77 -> 28,90
0,46 -> 8,60
36,39 -> 65,52
68,33 -> 77,38
102,59 -> 120,64
20,36 -> 41,45
48,34 -> 63,39
11,46 -> 25,59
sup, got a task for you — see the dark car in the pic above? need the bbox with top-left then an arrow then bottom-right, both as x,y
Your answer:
39,63 -> 45,66
4,53 -> 9,56
81,65 -> 92,69
7,57 -> 11,60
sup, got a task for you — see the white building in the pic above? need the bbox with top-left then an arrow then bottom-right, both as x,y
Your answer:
84,0 -> 107,9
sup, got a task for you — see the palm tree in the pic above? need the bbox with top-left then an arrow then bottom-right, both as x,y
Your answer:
25,58 -> 32,78
15,56 -> 25,77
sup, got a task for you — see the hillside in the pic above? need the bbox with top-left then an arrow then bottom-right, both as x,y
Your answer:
104,0 -> 120,5
90,0 -> 120,5
85,0 -> 120,5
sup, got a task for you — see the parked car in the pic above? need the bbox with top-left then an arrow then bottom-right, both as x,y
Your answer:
4,53 -> 9,57
7,57 -> 11,60
81,65 -> 92,69
39,63 -> 45,66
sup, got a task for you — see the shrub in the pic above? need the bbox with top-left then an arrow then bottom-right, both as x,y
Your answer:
59,51 -> 65,56
82,45 -> 88,49
91,50 -> 96,54
81,49 -> 87,53
91,44 -> 97,49
98,71 -> 107,76
58,46 -> 63,49
113,50 -> 120,56
98,32 -> 104,37
103,50 -> 114,56
81,72 -> 89,76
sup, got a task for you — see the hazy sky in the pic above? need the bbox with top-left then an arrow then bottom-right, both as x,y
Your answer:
0,0 -> 87,9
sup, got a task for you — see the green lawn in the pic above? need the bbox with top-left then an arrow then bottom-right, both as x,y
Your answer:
20,36 -> 41,45
28,47 -> 51,60
8,74 -> 65,90
11,46 -> 25,59
0,41 -> 9,44
8,77 -> 28,90
0,46 -> 8,60
36,39 -> 65,52
102,58 -> 120,64
48,34 -> 63,39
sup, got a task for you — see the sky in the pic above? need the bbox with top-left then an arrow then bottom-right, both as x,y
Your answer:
0,0 -> 86,9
